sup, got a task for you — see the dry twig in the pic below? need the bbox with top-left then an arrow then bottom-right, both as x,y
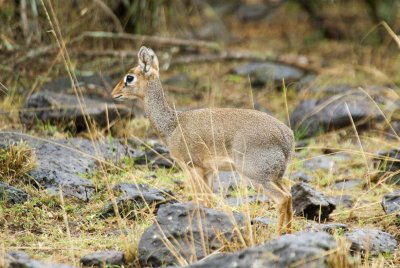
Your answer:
12,31 -> 220,66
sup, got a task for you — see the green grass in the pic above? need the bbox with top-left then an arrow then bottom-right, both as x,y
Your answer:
0,130 -> 399,266
1,64 -> 399,267
2,71 -> 399,267
1,0 -> 400,267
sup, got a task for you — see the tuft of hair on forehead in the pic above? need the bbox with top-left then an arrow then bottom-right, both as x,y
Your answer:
124,67 -> 142,77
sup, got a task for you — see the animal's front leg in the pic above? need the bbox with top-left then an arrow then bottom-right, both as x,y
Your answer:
187,165 -> 213,206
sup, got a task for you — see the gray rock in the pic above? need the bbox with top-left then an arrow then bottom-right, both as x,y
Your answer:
138,202 -> 245,267
382,190 -> 400,217
374,148 -> 400,184
333,152 -> 353,161
304,155 -> 335,171
290,93 -> 384,138
253,102 -> 272,114
20,91 -> 131,132
40,74 -> 144,117
310,84 -> 353,94
306,222 -> 348,234
0,181 -> 30,204
334,179 -> 364,190
331,195 -> 354,208
205,0 -> 239,16
394,120 -> 400,130
291,182 -> 336,221
295,139 -> 310,149
164,73 -> 199,89
107,229 -> 129,236
296,73 -> 317,90
100,183 -> 175,218
377,148 -> 400,168
180,232 -> 336,268
319,151 -> 353,162
309,85 -> 397,107
212,171 -> 243,194
41,74 -> 113,98
375,148 -> 400,171
290,170 -> 313,182
225,194 -> 269,207
127,138 -> 174,168
251,216 -> 276,226
393,120 -> 400,134
172,178 -> 185,188
309,86 -> 399,125
5,251 -> 73,268
345,228 -> 398,256
236,4 -> 269,21
231,62 -> 305,87
81,250 -> 124,267
387,120 -> 400,139
0,133 -> 137,200
364,85 -> 399,107
194,20 -> 229,41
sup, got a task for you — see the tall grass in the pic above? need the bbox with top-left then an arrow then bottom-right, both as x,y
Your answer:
0,0 -> 399,267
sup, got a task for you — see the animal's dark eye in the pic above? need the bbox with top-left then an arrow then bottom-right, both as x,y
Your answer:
126,75 -> 134,83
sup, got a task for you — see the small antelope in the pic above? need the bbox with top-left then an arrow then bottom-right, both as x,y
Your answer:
112,46 -> 294,234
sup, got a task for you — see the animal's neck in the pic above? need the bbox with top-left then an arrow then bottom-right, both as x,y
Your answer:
144,76 -> 177,136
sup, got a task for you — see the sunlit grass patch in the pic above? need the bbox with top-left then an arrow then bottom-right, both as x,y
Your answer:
28,121 -> 73,139
88,155 -> 184,193
0,141 -> 37,183
0,187 -> 155,265
111,118 -> 155,140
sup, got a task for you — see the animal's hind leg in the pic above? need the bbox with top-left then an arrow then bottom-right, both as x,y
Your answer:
261,180 -> 292,235
275,181 -> 293,234
233,147 -> 292,234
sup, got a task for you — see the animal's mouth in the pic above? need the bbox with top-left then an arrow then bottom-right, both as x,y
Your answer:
113,95 -> 125,101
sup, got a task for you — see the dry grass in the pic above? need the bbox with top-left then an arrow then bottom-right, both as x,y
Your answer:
0,0 -> 400,267
0,142 -> 37,183
0,134 -> 399,266
111,118 -> 155,140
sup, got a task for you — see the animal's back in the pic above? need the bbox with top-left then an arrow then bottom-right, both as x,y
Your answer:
167,108 -> 294,165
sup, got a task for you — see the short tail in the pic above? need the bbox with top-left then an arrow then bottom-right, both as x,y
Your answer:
279,127 -> 295,162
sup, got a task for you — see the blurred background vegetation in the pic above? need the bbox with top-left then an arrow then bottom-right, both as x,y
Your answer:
1,0 -> 399,83
1,0 -> 400,137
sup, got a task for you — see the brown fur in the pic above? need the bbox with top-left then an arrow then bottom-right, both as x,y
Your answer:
112,46 -> 294,234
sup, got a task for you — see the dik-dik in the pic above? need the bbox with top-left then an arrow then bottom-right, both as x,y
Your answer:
112,46 -> 294,234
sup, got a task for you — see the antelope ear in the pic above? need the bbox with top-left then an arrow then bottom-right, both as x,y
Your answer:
138,46 -> 159,75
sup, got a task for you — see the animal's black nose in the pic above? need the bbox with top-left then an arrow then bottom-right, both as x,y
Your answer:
126,75 -> 134,83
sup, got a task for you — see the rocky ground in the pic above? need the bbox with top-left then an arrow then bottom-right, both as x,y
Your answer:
1,0 -> 400,268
